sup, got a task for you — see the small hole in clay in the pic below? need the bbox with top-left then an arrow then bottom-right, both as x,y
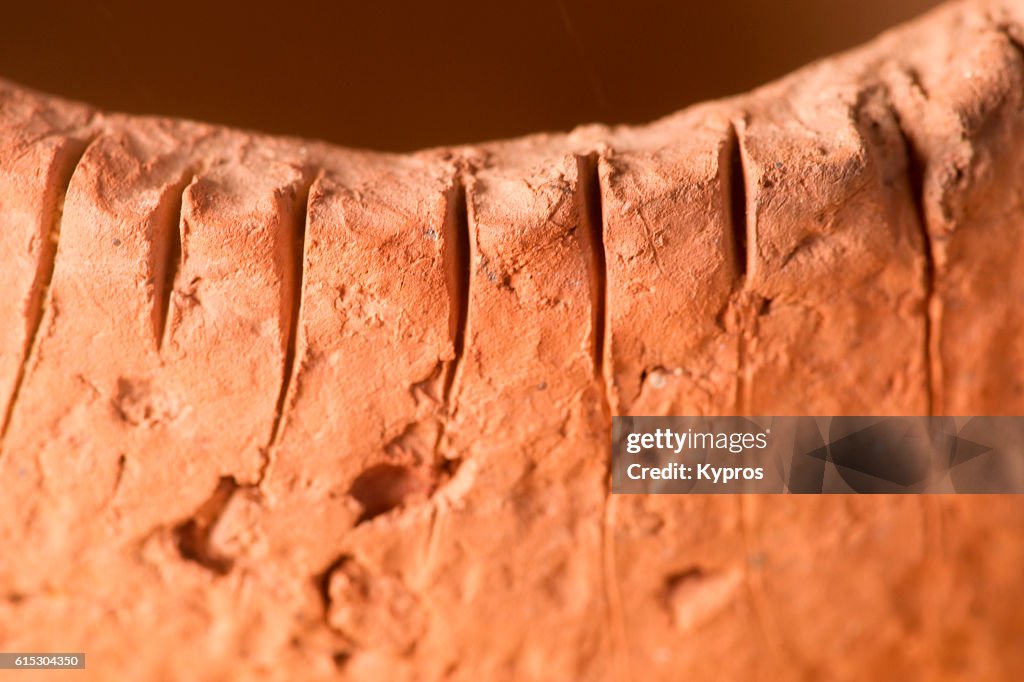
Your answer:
666,566 -> 706,590
350,464 -> 427,523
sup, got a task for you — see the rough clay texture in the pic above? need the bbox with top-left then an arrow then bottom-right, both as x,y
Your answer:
1,1 -> 1024,680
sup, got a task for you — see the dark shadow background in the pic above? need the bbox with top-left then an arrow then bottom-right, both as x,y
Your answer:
1,0 -> 941,152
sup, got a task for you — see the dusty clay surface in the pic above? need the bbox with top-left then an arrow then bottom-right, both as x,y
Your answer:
2,0 -> 1024,679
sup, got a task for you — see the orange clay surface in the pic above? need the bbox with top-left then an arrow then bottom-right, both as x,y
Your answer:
2,1 -> 1024,680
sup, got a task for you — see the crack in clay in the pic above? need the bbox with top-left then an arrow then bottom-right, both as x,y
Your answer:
0,133 -> 97,447
153,172 -> 196,350
888,87 -> 939,416
576,152 -> 629,682
173,475 -> 241,575
258,175 -> 316,484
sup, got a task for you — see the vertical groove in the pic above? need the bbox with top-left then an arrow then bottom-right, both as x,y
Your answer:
425,167 -> 471,479
153,173 -> 194,350
260,175 -> 315,483
442,173 -> 471,405
728,121 -> 750,281
727,119 -> 752,415
576,152 -> 628,682
0,134 -> 96,445
577,153 -> 609,382
890,102 -> 938,417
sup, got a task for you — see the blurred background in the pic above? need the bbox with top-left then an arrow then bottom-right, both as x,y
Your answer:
1,0 -> 941,151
